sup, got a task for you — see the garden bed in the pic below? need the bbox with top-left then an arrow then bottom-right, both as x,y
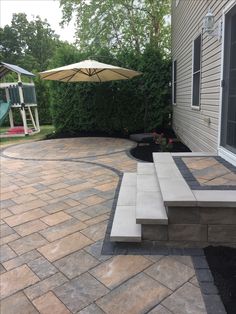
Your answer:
130,141 -> 190,162
204,246 -> 236,314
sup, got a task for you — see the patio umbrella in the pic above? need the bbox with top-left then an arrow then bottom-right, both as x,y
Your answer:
39,59 -> 142,83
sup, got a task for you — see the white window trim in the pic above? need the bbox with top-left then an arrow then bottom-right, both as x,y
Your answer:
218,0 -> 236,165
172,60 -> 177,105
191,33 -> 202,110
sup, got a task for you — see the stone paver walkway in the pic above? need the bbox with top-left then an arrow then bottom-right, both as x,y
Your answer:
0,138 -> 207,314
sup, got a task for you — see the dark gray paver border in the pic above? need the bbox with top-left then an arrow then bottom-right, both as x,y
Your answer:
174,156 -> 236,190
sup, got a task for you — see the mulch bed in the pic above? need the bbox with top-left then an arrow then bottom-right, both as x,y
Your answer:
204,246 -> 236,314
130,141 -> 191,162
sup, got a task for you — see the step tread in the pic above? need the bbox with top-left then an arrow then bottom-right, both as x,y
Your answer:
110,205 -> 141,242
110,173 -> 141,242
136,163 -> 168,224
136,191 -> 168,224
153,153 -> 197,206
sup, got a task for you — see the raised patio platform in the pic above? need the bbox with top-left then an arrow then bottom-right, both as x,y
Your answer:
110,153 -> 236,247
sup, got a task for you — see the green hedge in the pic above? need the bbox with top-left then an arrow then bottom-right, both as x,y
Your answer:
49,45 -> 171,135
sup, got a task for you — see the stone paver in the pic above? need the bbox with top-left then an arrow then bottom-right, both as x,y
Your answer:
0,265 -> 39,299
162,282 -> 206,314
0,138 -> 208,313
33,291 -> 71,314
144,256 -> 195,290
54,250 -> 99,279
0,292 -> 38,314
90,255 -> 152,289
96,273 -> 171,314
38,232 -> 92,262
54,273 -> 109,313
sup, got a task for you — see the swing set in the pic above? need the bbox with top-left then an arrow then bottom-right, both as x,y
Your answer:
0,62 -> 40,137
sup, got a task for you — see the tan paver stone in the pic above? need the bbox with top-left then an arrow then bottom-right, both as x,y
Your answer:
173,255 -> 194,269
40,211 -> 71,226
33,291 -> 70,314
0,244 -> 16,263
144,256 -> 195,290
162,282 -> 206,314
9,199 -> 47,214
53,273 -> 109,313
0,191 -> 18,201
50,182 -> 70,190
49,189 -> 71,198
80,195 -> 106,206
71,210 -> 91,221
3,250 -> 41,271
78,303 -> 105,314
4,208 -> 47,227
0,291 -> 38,314
12,194 -> 37,205
183,157 -> 218,170
0,265 -> 39,299
81,221 -> 107,241
85,213 -> 110,226
63,198 -> 80,207
96,273 -> 171,314
39,219 -> 87,242
54,249 -> 99,279
149,304 -> 172,314
38,231 -> 92,262
14,219 -> 48,236
41,201 -> 70,214
96,182 -> 117,192
0,233 -> 20,245
67,182 -> 95,192
9,233 -> 48,255
90,255 -> 152,289
24,272 -> 68,300
15,186 -> 38,195
0,209 -> 13,219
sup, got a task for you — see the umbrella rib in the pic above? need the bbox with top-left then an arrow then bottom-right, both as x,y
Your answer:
60,69 -> 88,81
41,70 -> 64,79
66,69 -> 81,82
108,69 -> 131,79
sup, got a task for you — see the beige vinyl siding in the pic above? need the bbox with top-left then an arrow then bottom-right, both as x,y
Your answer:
172,0 -> 231,152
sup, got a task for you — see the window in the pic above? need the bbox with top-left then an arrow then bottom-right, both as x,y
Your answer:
172,60 -> 177,104
192,34 -> 202,107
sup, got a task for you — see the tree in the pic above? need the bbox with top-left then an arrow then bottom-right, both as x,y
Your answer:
0,13 -> 60,71
0,13 -> 61,124
59,0 -> 171,55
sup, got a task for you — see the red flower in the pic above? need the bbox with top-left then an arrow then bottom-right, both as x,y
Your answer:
168,138 -> 173,144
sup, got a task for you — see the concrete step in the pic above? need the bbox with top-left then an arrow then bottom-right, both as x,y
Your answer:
153,153 -> 197,207
110,173 -> 141,242
136,163 -> 168,224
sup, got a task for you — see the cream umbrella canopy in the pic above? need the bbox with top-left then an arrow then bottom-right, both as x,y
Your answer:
39,59 -> 142,82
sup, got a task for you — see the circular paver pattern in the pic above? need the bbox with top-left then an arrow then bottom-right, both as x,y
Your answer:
3,137 -> 136,160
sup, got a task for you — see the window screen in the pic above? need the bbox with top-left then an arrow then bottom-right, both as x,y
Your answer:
192,34 -> 202,107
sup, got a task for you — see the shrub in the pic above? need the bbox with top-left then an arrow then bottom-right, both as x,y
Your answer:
49,45 -> 171,136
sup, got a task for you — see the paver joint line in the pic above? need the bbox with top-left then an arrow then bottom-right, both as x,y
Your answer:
0,138 -> 227,314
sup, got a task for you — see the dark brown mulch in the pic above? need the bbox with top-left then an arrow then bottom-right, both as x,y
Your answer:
204,246 -> 236,314
130,142 -> 191,162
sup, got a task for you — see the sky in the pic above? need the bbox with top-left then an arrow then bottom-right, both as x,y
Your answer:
0,0 -> 76,43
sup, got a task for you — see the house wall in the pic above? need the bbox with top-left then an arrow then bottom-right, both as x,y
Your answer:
172,0 -> 231,152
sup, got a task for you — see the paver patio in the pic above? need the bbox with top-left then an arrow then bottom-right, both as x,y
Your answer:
0,138 -> 209,313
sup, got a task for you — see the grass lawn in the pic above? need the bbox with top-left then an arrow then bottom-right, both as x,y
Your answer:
0,125 -> 55,147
